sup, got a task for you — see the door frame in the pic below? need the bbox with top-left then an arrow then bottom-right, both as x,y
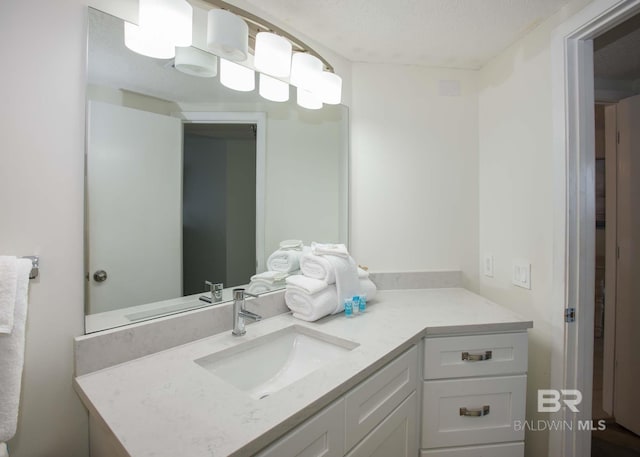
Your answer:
177,111 -> 267,272
551,1 -> 640,455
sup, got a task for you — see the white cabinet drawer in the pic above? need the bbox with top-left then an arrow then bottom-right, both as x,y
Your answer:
420,442 -> 524,457
256,399 -> 345,457
345,345 -> 417,451
422,375 -> 526,448
423,333 -> 528,380
346,391 -> 418,457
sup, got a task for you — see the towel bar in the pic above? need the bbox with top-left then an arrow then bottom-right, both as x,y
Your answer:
21,256 -> 39,279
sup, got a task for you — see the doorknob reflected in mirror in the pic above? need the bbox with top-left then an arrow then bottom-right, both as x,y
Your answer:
93,270 -> 108,282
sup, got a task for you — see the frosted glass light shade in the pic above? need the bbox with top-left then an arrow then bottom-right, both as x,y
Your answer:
297,88 -> 322,110
124,0 -> 192,59
175,47 -> 218,77
207,9 -> 248,62
318,71 -> 342,105
259,74 -> 289,102
254,32 -> 292,78
220,59 -> 255,91
290,53 -> 323,91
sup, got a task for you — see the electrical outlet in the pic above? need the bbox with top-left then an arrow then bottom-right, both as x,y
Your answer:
483,254 -> 494,277
512,260 -> 531,289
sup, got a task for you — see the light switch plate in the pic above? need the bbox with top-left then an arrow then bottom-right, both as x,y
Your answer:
483,254 -> 494,277
512,260 -> 531,289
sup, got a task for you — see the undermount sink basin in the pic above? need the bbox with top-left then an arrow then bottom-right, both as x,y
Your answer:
194,325 -> 359,400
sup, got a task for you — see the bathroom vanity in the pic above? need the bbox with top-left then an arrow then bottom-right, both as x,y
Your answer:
74,288 -> 532,457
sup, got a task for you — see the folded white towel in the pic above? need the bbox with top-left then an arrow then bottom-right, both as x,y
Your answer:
300,252 -> 368,284
279,239 -> 303,250
285,279 -> 377,321
250,271 -> 289,283
267,247 -> 309,273
325,255 -> 360,314
0,258 -> 32,442
0,257 -> 18,334
311,242 -> 349,257
0,442 -> 7,457
285,275 -> 328,295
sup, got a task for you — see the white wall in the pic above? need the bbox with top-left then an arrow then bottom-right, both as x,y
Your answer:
0,1 -> 88,456
477,1 -> 592,456
350,64 -> 479,289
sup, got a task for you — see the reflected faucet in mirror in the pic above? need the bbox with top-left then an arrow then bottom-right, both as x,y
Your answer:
199,281 -> 224,304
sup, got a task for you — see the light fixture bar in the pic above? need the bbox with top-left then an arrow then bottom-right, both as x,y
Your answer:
202,0 -> 334,73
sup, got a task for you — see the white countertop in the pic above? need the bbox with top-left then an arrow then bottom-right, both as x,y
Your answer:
74,288 -> 532,457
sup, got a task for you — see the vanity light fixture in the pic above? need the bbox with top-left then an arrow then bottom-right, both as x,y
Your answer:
259,74 -> 289,102
207,9 -> 249,62
174,46 -> 218,77
290,52 -> 323,92
124,0 -> 192,59
318,71 -> 342,105
220,58 -> 255,91
296,87 -> 322,110
254,32 -> 292,78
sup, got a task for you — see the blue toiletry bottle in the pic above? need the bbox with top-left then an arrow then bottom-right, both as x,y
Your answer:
345,298 -> 353,317
359,294 -> 367,312
352,295 -> 360,315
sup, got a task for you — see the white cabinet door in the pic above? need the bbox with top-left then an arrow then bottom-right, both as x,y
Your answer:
256,399 -> 345,457
345,345 -> 417,451
346,392 -> 417,457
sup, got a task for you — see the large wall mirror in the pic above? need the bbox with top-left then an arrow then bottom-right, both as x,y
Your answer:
85,7 -> 349,333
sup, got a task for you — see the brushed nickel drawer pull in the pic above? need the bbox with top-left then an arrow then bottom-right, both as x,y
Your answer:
462,350 -> 492,361
460,405 -> 490,417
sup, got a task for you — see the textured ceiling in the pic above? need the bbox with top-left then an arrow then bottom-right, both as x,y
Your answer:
237,0 -> 574,69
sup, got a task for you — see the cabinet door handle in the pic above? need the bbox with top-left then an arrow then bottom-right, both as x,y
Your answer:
461,350 -> 492,361
460,405 -> 490,417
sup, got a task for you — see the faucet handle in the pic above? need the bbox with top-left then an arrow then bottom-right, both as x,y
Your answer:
205,281 -> 224,302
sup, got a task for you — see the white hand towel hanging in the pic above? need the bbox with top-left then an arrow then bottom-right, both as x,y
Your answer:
0,257 -> 18,334
0,257 -> 32,443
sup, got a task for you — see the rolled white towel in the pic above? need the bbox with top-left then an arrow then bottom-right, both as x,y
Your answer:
267,247 -> 309,273
285,275 -> 328,294
285,278 -> 377,321
247,280 -> 275,295
311,241 -> 349,257
285,287 -> 336,322
250,271 -> 289,283
300,252 -> 368,284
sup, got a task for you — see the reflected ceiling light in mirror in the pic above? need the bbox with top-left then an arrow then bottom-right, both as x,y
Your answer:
220,59 -> 255,91
296,88 -> 322,110
254,32 -> 292,78
290,53 -> 323,92
175,47 -> 218,77
259,74 -> 289,102
318,71 -> 342,105
207,9 -> 249,62
124,0 -> 192,59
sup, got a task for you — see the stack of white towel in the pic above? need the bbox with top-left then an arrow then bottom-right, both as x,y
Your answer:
284,242 -> 377,322
0,256 -> 33,453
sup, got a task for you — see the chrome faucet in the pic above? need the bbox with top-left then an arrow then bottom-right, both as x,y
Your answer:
232,288 -> 261,336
